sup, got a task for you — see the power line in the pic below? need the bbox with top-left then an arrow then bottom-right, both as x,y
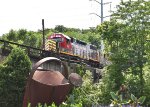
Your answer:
89,0 -> 112,23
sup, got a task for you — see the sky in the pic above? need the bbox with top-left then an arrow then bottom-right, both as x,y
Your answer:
0,0 -> 121,36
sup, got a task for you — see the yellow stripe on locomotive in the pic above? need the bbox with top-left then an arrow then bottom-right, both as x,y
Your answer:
45,40 -> 57,52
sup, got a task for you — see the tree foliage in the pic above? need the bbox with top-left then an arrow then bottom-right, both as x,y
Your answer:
0,47 -> 31,107
2,29 -> 42,48
97,0 -> 150,105
54,25 -> 67,32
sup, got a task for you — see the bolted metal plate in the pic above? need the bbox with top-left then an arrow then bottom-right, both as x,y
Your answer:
68,73 -> 82,87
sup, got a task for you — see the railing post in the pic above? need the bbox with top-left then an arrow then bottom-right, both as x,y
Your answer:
2,41 -> 6,54
27,47 -> 30,56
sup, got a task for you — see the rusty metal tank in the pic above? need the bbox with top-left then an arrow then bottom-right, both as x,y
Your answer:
23,57 -> 82,107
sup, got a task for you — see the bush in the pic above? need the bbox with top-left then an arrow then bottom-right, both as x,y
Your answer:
61,71 -> 103,106
0,47 -> 31,107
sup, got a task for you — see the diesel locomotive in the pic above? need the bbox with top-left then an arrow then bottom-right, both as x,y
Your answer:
45,33 -> 103,68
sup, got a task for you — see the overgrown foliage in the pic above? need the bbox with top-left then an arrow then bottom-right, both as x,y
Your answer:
110,92 -> 146,107
0,47 -> 31,107
1,29 -> 42,48
97,0 -> 150,105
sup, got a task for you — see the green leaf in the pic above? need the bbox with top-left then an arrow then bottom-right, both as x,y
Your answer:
44,103 -> 48,107
51,102 -> 57,107
110,92 -> 118,100
27,103 -> 31,107
121,100 -> 130,105
119,94 -> 123,101
37,103 -> 42,107
131,94 -> 137,102
138,96 -> 146,104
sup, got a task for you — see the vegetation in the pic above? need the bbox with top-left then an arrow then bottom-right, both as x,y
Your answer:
110,92 -> 146,107
0,47 -> 31,107
97,0 -> 150,105
0,0 -> 150,106
1,29 -> 42,48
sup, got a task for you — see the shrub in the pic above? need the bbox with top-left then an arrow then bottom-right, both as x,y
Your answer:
0,47 -> 31,107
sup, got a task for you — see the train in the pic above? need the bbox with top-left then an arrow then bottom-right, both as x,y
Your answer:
45,33 -> 104,68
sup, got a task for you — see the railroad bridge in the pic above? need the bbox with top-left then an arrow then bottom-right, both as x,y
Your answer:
0,39 -> 103,82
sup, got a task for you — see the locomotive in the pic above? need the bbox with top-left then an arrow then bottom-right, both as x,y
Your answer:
45,33 -> 103,68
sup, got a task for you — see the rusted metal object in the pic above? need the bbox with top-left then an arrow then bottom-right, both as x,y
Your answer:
23,57 -> 82,107
69,73 -> 83,87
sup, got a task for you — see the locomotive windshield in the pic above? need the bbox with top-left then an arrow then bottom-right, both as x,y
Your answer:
51,37 -> 63,42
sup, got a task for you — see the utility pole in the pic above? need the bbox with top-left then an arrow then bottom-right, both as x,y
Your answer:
42,19 -> 45,50
101,0 -> 103,23
89,0 -> 112,52
89,0 -> 112,23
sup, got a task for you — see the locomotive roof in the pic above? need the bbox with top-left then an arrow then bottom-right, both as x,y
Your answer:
56,33 -> 71,40
76,39 -> 87,45
54,33 -> 97,48
70,37 -> 87,45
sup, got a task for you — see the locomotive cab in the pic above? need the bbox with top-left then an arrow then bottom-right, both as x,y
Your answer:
47,33 -> 72,54
51,37 -> 63,42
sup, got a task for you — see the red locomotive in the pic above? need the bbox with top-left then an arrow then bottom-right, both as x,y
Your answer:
47,33 -> 72,53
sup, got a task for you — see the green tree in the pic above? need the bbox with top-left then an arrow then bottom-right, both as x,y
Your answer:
5,29 -> 17,41
114,0 -> 150,96
0,47 -> 31,107
54,25 -> 67,32
97,20 -> 125,100
2,29 -> 42,48
17,29 -> 28,40
97,20 -> 122,53
97,0 -> 150,104
88,33 -> 101,48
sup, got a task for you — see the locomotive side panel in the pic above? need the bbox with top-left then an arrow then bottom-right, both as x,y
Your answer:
86,44 -> 90,60
88,44 -> 100,62
71,39 -> 87,59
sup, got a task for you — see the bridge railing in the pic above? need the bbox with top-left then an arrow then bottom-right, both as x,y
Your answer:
0,39 -> 104,69
0,39 -> 57,59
